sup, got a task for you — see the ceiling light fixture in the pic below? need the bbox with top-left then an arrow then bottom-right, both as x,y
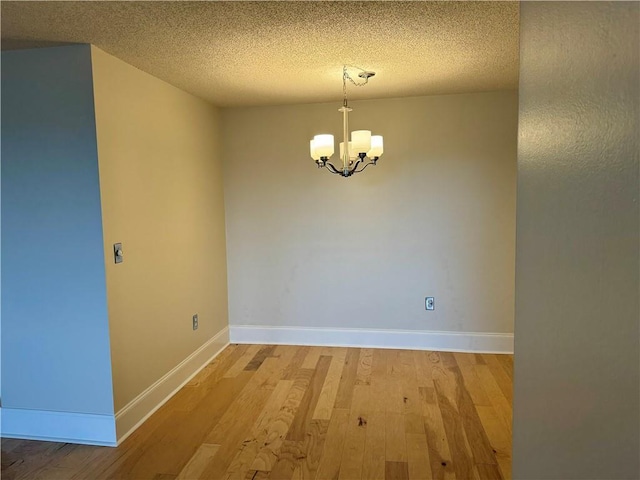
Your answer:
309,66 -> 384,177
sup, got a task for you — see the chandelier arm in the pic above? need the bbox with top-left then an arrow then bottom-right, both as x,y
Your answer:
353,160 -> 376,174
325,162 -> 342,175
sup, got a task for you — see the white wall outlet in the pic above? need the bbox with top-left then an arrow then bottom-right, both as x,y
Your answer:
425,297 -> 435,311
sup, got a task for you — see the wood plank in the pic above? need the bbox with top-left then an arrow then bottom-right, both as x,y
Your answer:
371,347 -> 388,377
250,369 -> 313,472
474,364 -> 512,435
386,349 -> 405,376
475,462 -> 504,480
406,433 -> 432,480
15,443 -> 97,480
439,352 -> 458,369
334,348 -> 360,409
414,350 -> 434,387
2,441 -> 67,479
298,419 -> 330,479
419,387 -> 455,480
244,471 -> 269,480
301,348 -> 321,369
207,360 -> 284,444
199,371 -> 274,479
251,356 -> 289,391
244,345 -> 277,371
268,419 -> 330,480
287,355 -> 332,440
265,418 -> 330,480
315,408 -> 350,480
433,368 -> 476,480
397,350 -> 418,377
312,350 -> 347,420
474,354 -> 486,365
483,354 -> 513,404
267,345 -> 303,386
425,351 -> 449,386
225,344 -> 263,377
351,384 -> 372,415
496,354 -> 513,380
224,380 -> 294,479
273,344 -> 299,359
369,348 -> 388,414
400,353 -> 424,435
385,461 -> 409,480
385,412 -> 407,462
369,378 -> 387,415
185,344 -> 246,386
338,412 -> 367,480
454,354 -> 491,407
476,405 -> 512,480
281,346 -> 309,380
69,444 -> 123,479
319,346 -> 342,357
355,348 -> 373,385
176,443 -> 219,479
174,344 -> 252,410
385,376 -> 405,414
449,367 -> 496,466
268,440 -> 300,480
361,411 -> 385,480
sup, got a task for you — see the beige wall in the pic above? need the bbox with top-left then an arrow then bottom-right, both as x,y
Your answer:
513,2 -> 639,478
222,91 -> 517,335
91,47 -> 228,412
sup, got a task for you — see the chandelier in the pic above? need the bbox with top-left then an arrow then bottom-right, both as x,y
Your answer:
309,66 -> 384,177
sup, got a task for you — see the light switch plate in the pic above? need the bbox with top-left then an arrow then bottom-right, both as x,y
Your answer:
114,243 -> 123,264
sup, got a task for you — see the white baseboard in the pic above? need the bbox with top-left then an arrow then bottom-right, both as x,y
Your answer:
229,325 -> 513,354
115,326 -> 229,444
0,407 -> 117,446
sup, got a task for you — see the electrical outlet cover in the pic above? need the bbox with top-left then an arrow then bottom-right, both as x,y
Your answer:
425,297 -> 435,310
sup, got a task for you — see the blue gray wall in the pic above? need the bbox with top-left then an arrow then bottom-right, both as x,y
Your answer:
513,2 -> 639,478
1,45 -> 114,415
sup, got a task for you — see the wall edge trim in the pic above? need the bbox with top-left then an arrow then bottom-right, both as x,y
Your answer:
0,407 -> 117,446
115,326 -> 230,444
229,325 -> 513,354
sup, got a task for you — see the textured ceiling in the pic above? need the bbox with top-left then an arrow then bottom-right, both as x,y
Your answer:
1,1 -> 519,107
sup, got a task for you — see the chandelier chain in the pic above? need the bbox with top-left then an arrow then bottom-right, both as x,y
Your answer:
342,65 -> 371,107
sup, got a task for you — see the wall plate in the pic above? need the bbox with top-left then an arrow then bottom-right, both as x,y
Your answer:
114,243 -> 123,264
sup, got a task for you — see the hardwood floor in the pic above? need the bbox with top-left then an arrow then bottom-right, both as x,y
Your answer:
1,345 -> 513,480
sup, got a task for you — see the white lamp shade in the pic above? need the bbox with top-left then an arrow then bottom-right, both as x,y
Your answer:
310,140 -> 321,160
351,130 -> 372,154
368,135 -> 384,157
340,141 -> 358,160
313,134 -> 334,158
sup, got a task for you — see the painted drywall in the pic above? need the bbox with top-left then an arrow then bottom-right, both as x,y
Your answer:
1,45 -> 115,415
222,91 -> 517,337
513,2 -> 639,479
90,47 -> 229,412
